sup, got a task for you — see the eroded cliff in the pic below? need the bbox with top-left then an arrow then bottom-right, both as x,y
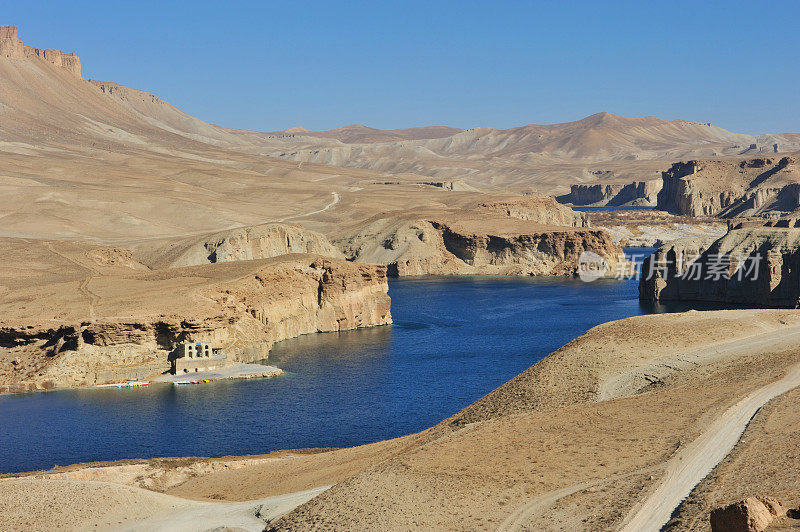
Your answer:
132,223 -> 344,269
337,211 -> 625,277
476,196 -> 590,227
556,179 -> 661,207
0,25 -> 81,76
0,253 -> 390,393
656,156 -> 800,217
639,226 -> 800,307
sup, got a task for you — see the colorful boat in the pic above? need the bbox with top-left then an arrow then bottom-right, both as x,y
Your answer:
96,381 -> 150,389
173,379 -> 212,386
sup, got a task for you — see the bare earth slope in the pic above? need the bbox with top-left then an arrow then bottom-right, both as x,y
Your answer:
259,113 -> 800,193
267,310 -> 800,530
7,310 -> 800,530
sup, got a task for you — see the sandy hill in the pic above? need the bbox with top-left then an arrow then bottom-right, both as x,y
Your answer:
267,124 -> 463,144
7,23 -> 797,197
259,113 -> 800,192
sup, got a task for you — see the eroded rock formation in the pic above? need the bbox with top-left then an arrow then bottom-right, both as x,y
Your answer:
132,223 -> 344,269
337,212 -> 624,277
0,25 -> 81,76
0,256 -> 391,393
639,227 -> 800,307
710,497 -> 785,532
477,196 -> 590,227
657,156 -> 800,217
556,179 -> 661,207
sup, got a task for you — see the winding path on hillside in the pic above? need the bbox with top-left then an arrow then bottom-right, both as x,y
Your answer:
278,191 -> 339,222
620,361 -> 800,531
121,486 -> 330,531
497,323 -> 800,532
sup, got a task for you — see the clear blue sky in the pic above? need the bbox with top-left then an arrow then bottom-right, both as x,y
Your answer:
4,0 -> 799,133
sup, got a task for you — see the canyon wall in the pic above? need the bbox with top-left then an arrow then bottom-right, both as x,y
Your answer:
133,223 -> 344,269
639,227 -> 800,307
0,256 -> 391,393
0,25 -> 81,77
656,156 -> 800,217
477,196 -> 590,227
556,179 -> 661,207
337,214 -> 625,277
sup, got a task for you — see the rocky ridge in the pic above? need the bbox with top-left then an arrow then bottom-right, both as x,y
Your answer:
337,212 -> 623,277
0,25 -> 80,76
476,196 -> 590,227
131,223 -> 344,269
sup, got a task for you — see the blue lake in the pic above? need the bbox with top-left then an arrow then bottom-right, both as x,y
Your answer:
0,249 -> 707,473
572,206 -> 655,212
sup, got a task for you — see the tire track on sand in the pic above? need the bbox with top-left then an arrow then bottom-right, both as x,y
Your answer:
619,362 -> 800,531
45,242 -> 101,321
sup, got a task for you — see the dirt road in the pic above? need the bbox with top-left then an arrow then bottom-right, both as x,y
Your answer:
619,362 -> 800,531
119,486 -> 329,531
278,191 -> 339,222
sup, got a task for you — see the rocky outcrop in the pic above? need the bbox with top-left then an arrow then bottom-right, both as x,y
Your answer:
557,183 -> 623,205
337,213 -> 625,277
710,497 -> 785,532
657,156 -> 800,217
477,196 -> 590,227
608,179 -> 662,206
0,25 -> 23,58
133,223 -> 344,269
0,256 -> 391,393
556,179 -> 661,207
0,25 -> 81,76
639,227 -> 800,307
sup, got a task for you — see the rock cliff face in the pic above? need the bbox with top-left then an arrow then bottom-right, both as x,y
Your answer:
132,223 -> 344,269
0,25 -> 81,77
556,179 -> 662,207
477,196 -> 590,227
337,214 -> 625,277
656,156 -> 800,217
639,227 -> 800,307
0,256 -> 391,393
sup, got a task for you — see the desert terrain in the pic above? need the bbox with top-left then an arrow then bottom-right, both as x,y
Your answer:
4,310 -> 800,530
3,21 -> 800,532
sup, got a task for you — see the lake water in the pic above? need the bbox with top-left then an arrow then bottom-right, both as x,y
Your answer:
0,249 -> 707,473
572,206 -> 655,212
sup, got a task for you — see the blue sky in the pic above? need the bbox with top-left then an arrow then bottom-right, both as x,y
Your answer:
4,0 -> 799,133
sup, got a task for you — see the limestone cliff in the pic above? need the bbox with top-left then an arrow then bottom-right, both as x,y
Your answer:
0,25 -> 81,77
336,213 -> 625,277
132,223 -> 344,269
639,227 -> 800,307
556,179 -> 661,207
476,196 -> 590,227
656,156 -> 800,217
0,255 -> 390,393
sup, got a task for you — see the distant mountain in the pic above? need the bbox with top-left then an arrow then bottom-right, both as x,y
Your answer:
1,23 -> 799,194
268,124 -> 463,144
260,112 -> 800,191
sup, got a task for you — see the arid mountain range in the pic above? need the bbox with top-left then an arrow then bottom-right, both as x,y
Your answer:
4,23 -> 800,531
4,22 -> 799,198
0,26 -> 627,394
